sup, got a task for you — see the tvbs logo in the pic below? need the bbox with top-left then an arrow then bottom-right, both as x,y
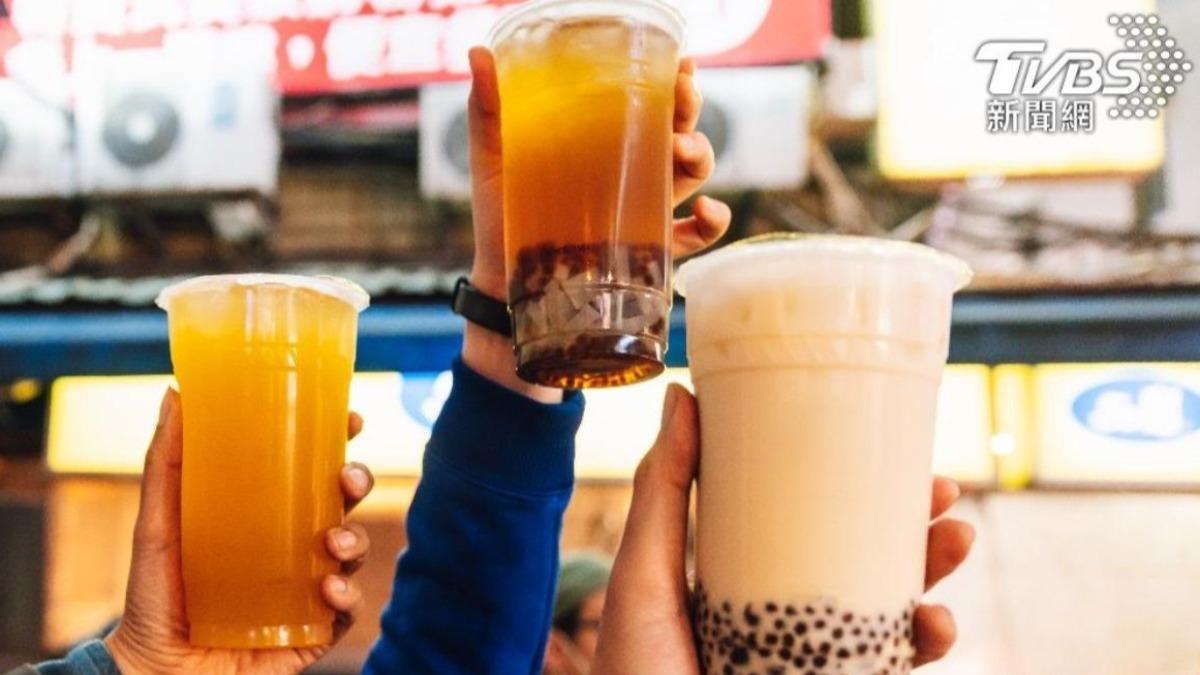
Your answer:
975,14 -> 1193,132
975,41 -> 1141,97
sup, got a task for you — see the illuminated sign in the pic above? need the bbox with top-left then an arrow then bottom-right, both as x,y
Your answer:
0,1 -> 829,95
873,0 -> 1164,180
1033,364 -> 1200,486
47,365 -> 995,484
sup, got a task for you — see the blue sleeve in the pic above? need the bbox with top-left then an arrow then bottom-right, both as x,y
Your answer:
364,358 -> 585,675
17,641 -> 120,675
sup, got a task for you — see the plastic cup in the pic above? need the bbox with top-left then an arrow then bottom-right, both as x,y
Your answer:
677,235 -> 971,674
490,0 -> 686,388
156,274 -> 368,648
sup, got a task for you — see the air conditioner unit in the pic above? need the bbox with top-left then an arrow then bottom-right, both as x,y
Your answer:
693,65 -> 812,191
418,81 -> 472,200
74,49 -> 280,197
0,79 -> 76,200
418,65 -> 812,200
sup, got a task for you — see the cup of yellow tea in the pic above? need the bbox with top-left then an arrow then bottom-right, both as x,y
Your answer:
156,274 -> 368,648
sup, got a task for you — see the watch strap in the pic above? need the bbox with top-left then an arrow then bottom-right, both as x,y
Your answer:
451,277 -> 513,337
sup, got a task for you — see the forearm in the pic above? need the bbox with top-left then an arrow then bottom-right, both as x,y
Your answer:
366,358 -> 584,675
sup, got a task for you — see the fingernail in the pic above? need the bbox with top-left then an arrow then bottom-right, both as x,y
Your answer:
677,133 -> 696,153
330,576 -> 348,594
335,529 -> 357,551
347,466 -> 369,493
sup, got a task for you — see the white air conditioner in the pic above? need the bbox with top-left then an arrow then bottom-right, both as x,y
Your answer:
693,65 -> 812,191
74,49 -> 280,197
418,65 -> 813,200
0,79 -> 75,200
418,81 -> 472,200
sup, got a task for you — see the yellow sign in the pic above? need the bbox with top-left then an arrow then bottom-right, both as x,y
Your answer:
873,0 -> 1163,180
1031,363 -> 1200,485
47,366 -> 996,484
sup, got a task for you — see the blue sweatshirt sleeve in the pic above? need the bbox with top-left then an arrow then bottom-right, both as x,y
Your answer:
364,358 -> 585,675
12,640 -> 120,675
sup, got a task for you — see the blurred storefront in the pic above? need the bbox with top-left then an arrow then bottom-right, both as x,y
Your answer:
1,0 -> 1200,674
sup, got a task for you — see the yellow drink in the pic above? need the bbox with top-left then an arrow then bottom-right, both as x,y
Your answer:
157,275 -> 368,648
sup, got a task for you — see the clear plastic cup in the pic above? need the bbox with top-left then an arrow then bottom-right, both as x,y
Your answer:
677,235 -> 971,674
156,274 -> 368,648
490,0 -> 686,388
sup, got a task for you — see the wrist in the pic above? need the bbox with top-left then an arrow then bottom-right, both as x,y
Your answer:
461,321 -> 563,404
462,268 -> 563,403
105,630 -> 145,674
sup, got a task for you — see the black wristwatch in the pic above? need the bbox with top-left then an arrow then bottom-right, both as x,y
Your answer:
450,277 -> 513,337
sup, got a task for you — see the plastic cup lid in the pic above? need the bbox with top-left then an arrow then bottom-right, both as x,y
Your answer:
675,233 -> 974,297
155,274 -> 370,313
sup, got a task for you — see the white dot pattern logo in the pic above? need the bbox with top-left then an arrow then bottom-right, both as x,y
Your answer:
1109,13 -> 1191,119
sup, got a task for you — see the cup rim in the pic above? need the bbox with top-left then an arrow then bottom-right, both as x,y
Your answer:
155,273 -> 370,313
675,233 -> 974,297
487,0 -> 687,51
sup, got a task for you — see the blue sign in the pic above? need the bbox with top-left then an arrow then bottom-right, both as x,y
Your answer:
1072,376 -> 1200,442
399,371 -> 453,429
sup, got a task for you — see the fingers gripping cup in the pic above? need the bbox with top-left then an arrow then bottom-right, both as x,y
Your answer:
490,0 -> 686,389
156,275 -> 368,648
677,236 -> 971,675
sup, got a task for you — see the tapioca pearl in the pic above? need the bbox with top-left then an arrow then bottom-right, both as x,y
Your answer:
756,647 -> 771,658
832,628 -> 843,639
722,665 -> 734,675
764,634 -> 778,646
782,634 -> 795,648
773,619 -> 785,630
836,648 -> 851,659
868,630 -> 876,639
825,606 -> 835,616
793,622 -> 808,636
785,605 -> 798,616
777,648 -> 792,660
814,620 -> 826,630
819,642 -> 831,654
743,606 -> 761,627
813,655 -> 828,668
856,643 -> 869,655
875,645 -> 883,655
805,607 -> 816,616
851,628 -> 861,637
842,612 -> 854,623
729,647 -> 750,665
765,602 -> 778,613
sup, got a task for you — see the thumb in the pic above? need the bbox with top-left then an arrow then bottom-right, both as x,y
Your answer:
467,46 -> 502,183
608,383 -> 699,619
131,388 -> 183,557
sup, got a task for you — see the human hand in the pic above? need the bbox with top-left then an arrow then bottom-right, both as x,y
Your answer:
592,385 -> 975,673
460,48 -> 732,401
104,389 -> 375,674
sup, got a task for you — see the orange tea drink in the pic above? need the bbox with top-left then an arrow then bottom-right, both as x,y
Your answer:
156,274 -> 368,648
490,0 -> 685,389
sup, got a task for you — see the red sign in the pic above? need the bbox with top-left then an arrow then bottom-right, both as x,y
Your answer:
0,0 -> 828,96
